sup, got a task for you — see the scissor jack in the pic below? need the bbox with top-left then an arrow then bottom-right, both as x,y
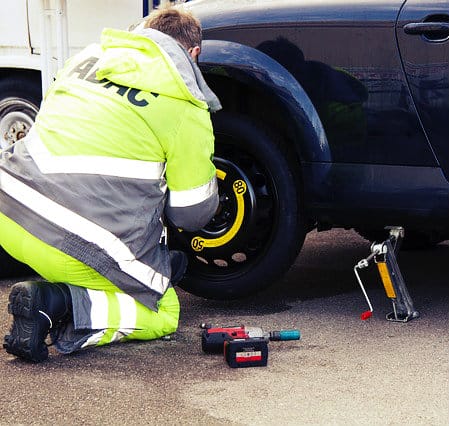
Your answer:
354,226 -> 420,322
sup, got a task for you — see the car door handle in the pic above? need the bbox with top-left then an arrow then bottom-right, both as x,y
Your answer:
404,22 -> 449,37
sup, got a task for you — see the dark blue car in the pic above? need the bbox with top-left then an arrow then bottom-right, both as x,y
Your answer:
164,0 -> 449,299
1,0 -> 448,301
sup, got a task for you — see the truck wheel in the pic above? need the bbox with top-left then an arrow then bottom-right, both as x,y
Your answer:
169,113 -> 305,299
0,74 -> 40,277
0,75 -> 41,150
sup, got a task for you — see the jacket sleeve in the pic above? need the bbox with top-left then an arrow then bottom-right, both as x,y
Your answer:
163,105 -> 219,232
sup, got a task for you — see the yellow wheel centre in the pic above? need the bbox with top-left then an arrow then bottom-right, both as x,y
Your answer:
190,169 -> 247,252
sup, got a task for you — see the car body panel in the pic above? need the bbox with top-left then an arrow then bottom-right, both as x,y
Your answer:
397,0 -> 449,180
200,39 -> 331,162
302,162 -> 449,230
186,0 -> 449,231
193,0 -> 438,168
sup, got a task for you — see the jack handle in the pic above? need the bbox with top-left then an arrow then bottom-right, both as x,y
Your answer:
354,247 -> 382,320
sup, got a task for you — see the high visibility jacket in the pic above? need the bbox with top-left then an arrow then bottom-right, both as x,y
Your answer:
0,28 -> 221,311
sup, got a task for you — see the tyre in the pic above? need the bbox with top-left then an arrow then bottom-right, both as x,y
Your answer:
169,112 -> 305,299
0,74 -> 41,277
0,74 -> 41,150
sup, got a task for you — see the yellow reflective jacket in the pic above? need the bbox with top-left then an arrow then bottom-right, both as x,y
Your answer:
0,28 -> 221,310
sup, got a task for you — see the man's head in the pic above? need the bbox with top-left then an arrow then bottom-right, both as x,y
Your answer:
144,7 -> 202,62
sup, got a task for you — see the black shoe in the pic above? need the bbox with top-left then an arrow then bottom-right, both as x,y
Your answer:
3,281 -> 72,363
169,250 -> 188,285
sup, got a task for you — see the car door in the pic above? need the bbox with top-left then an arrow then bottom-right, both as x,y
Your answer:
397,0 -> 449,180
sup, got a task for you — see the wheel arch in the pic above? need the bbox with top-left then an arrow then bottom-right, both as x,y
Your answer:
200,39 -> 331,164
0,68 -> 42,89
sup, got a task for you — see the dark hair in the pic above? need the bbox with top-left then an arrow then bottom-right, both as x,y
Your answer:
144,7 -> 202,50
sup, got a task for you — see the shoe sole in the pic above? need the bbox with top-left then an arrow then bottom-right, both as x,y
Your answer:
3,282 -> 49,362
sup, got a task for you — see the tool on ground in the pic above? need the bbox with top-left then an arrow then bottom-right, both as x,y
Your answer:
224,337 -> 269,368
354,226 -> 420,322
200,323 -> 300,368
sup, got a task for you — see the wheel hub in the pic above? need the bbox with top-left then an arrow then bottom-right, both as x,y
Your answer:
169,157 -> 258,268
0,98 -> 38,149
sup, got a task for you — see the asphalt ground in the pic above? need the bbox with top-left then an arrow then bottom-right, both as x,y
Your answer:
0,229 -> 448,425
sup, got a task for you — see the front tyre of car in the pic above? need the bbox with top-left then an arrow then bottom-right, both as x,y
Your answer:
170,112 -> 306,299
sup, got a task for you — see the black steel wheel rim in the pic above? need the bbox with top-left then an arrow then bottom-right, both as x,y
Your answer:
170,140 -> 280,281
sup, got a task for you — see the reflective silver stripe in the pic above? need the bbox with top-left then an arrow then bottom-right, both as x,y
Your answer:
168,176 -> 218,207
87,289 -> 109,329
116,292 -> 137,330
87,291 -> 136,338
110,330 -> 132,343
0,170 -> 169,294
25,128 -> 165,179
81,330 -> 106,348
86,292 -> 137,346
